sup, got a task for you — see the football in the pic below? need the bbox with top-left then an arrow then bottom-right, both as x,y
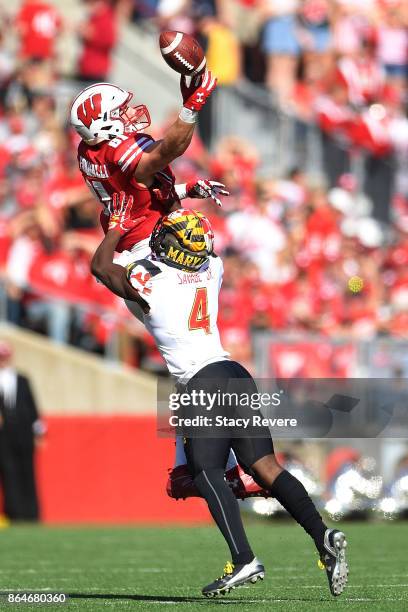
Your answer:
159,31 -> 206,76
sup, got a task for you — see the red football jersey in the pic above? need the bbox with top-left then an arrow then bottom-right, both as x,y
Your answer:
77,133 -> 176,252
77,3 -> 117,79
16,1 -> 62,60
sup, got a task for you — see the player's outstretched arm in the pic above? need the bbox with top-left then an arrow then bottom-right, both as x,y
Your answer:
134,71 -> 217,183
91,193 -> 149,310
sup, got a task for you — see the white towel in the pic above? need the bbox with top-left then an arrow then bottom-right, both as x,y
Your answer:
0,367 -> 17,409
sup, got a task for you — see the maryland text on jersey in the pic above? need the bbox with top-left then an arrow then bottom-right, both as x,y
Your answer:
166,246 -> 207,270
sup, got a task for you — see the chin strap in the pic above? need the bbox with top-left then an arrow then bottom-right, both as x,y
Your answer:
84,136 -> 106,145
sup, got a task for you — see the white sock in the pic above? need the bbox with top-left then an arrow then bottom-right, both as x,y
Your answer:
174,436 -> 187,467
226,449 -> 238,471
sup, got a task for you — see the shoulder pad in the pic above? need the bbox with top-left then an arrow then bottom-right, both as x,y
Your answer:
127,259 -> 162,277
126,259 -> 162,296
108,134 -> 154,175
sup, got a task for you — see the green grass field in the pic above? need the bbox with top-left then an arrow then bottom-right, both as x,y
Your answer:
0,521 -> 407,611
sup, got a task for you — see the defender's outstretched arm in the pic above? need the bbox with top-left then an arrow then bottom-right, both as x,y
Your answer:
91,194 -> 149,311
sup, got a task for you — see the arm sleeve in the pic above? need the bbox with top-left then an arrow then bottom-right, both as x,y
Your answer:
111,135 -> 155,178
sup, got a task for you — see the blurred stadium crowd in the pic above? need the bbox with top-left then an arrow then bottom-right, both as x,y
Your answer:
0,0 -> 407,374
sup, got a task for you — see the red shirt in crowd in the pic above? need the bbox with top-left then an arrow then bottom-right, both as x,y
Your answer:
78,1 -> 117,79
15,0 -> 62,60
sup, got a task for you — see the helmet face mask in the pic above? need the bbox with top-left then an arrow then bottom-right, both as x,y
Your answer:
117,104 -> 151,134
70,83 -> 151,142
150,210 -> 214,273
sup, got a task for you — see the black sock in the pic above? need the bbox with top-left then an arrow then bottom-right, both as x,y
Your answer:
270,470 -> 327,553
194,469 -> 254,566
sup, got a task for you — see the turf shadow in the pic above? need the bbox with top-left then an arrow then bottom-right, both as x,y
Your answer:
68,593 -> 256,604
68,593 -> 328,605
69,593 -> 203,603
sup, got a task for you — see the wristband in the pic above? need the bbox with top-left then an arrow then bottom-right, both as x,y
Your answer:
179,107 -> 198,123
175,183 -> 188,199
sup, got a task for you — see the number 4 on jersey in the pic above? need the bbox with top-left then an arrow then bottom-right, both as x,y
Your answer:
189,287 -> 211,334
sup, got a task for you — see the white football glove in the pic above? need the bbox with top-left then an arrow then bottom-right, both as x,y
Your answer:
175,180 -> 230,207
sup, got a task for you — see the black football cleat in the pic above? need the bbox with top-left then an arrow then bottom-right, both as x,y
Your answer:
318,529 -> 349,596
202,558 -> 265,598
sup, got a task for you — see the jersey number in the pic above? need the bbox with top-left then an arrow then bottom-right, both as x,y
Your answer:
189,288 -> 210,335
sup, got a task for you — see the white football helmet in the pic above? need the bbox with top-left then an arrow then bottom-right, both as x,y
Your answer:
70,83 -> 151,142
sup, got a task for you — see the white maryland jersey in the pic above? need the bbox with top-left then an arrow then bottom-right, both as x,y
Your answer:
127,254 -> 229,382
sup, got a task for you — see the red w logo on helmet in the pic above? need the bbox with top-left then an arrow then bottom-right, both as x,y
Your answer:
77,93 -> 102,128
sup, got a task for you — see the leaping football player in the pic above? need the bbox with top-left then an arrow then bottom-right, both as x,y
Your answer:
69,74 -> 264,500
91,195 -> 349,598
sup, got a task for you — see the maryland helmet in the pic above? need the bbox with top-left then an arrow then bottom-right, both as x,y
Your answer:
150,209 -> 214,272
70,82 -> 150,142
